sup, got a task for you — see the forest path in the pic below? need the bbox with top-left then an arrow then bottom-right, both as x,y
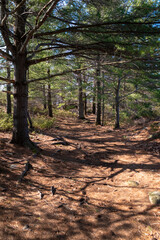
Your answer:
0,115 -> 160,240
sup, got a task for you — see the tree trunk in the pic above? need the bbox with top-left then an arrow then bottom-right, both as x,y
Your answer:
43,85 -> 47,110
10,2 -> 33,146
11,54 -> 30,145
115,77 -> 121,129
102,72 -> 105,126
48,83 -> 53,117
6,49 -> 12,114
96,54 -> 101,125
27,111 -> 33,130
47,69 -> 53,117
78,71 -> 85,119
7,83 -> 12,114
83,73 -> 87,115
92,80 -> 96,114
84,93 -> 87,116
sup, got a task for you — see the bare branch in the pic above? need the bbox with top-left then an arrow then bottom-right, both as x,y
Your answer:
2,90 -> 13,95
36,0 -> 54,25
1,0 -> 26,26
20,0 -> 61,53
0,48 -> 13,61
0,0 -> 15,54
0,76 -> 15,83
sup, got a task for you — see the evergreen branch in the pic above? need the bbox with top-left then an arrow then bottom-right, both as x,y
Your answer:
27,68 -> 86,84
28,50 -> 77,66
28,56 -> 160,83
34,21 -> 160,38
49,16 -> 81,25
119,89 -> 138,101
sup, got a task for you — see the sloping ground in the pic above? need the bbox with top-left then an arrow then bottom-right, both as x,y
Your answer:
0,116 -> 160,240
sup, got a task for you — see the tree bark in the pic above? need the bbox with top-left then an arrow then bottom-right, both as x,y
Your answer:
11,54 -> 30,145
115,77 -> 121,129
78,71 -> 85,119
10,1 -> 32,146
92,80 -> 96,114
27,111 -> 33,130
42,85 -> 47,110
96,54 -> 101,125
48,83 -> 53,117
6,49 -> 12,114
102,72 -> 105,126
47,69 -> 53,117
84,92 -> 87,116
7,83 -> 12,114
83,73 -> 87,115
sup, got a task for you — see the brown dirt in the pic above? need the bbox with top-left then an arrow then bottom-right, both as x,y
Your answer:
0,115 -> 160,240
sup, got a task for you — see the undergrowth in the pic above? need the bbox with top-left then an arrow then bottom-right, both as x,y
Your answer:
32,115 -> 56,130
0,108 -> 77,132
0,111 -> 13,131
32,109 -> 77,130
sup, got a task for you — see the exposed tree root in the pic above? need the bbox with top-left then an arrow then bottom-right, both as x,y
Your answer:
24,139 -> 41,153
10,138 -> 42,153
19,160 -> 33,182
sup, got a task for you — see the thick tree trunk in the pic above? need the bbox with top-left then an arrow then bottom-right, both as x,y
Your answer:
10,0 -> 35,147
115,77 -> 121,129
78,72 -> 85,119
11,54 -> 30,145
96,54 -> 101,125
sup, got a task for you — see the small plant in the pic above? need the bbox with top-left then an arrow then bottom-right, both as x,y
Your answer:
33,115 -> 56,130
150,122 -> 159,133
0,111 -> 13,131
54,109 -> 77,118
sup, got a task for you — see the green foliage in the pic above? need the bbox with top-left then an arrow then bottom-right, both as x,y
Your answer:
54,109 -> 77,118
0,92 -> 7,106
31,109 -> 76,131
150,122 -> 160,133
0,111 -> 13,131
30,105 -> 48,116
33,115 -> 56,130
120,111 -> 131,123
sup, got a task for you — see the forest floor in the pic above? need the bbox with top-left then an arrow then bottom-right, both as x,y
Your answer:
0,115 -> 160,240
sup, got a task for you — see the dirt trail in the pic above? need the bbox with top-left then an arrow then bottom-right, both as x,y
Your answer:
0,115 -> 160,240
